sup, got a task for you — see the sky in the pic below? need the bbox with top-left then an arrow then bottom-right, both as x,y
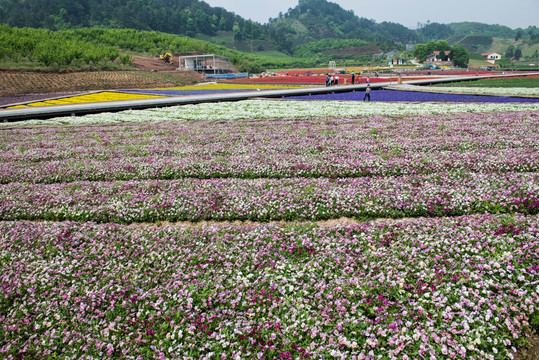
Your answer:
203,0 -> 539,29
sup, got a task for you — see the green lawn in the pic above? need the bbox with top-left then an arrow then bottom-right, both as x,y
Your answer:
433,76 -> 539,88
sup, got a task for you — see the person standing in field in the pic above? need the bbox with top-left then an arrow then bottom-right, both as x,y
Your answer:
351,73 -> 355,85
363,84 -> 371,101
335,75 -> 339,85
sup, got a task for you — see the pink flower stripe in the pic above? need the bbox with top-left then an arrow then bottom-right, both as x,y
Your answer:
0,214 -> 537,358
1,112 -> 537,184
0,172 -> 537,223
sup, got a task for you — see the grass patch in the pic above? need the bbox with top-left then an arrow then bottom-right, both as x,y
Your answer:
432,76 -> 539,88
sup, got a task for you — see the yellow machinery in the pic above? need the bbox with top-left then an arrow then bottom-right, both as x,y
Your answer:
159,52 -> 173,63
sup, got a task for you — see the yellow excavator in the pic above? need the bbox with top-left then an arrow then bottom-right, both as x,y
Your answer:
159,52 -> 173,63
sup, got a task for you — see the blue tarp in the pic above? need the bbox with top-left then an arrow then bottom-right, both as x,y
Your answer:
205,73 -> 249,79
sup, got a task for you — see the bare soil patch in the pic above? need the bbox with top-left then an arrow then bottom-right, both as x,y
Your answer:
132,55 -> 178,71
514,333 -> 539,360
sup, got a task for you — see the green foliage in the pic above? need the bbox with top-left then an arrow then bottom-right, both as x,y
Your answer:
456,34 -> 493,50
432,77 -> 539,88
0,24 -> 314,70
469,52 -> 486,60
119,54 -> 135,65
447,22 -> 516,38
413,40 -> 452,62
293,38 -> 371,57
0,0 -> 266,42
413,40 -> 469,67
531,309 -> 539,333
0,25 -> 237,68
505,44 -> 515,58
417,22 -> 454,41
234,61 -> 265,74
450,44 -> 470,68
266,0 -> 418,49
412,44 -> 430,63
514,48 -> 522,60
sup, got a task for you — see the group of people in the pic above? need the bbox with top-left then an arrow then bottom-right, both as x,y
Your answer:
325,73 -> 371,101
325,74 -> 340,86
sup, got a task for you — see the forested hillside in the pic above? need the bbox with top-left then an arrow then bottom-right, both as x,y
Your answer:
0,25 -> 315,71
448,22 -> 516,38
0,0 -> 265,39
266,0 -> 419,53
0,0 -> 417,54
1,0 -> 535,68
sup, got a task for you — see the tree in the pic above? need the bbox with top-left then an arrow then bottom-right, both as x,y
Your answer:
418,22 -> 454,41
232,22 -> 241,45
515,30 -> 523,41
505,44 -> 514,58
514,48 -> 522,60
433,40 -> 451,51
450,44 -> 469,68
412,43 -> 430,62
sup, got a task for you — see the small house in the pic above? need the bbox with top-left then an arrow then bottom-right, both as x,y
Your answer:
177,54 -> 234,74
388,59 -> 405,65
425,50 -> 451,63
481,52 -> 502,60
481,52 -> 502,64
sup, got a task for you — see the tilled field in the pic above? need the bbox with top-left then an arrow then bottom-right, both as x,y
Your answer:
0,70 -> 203,96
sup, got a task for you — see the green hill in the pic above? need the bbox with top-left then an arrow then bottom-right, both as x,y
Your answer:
447,22 -> 516,38
0,0 -> 418,57
265,0 -> 419,53
0,0 -> 265,39
1,0 -> 534,69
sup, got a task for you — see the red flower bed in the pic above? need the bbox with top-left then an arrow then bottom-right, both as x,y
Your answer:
275,69 -> 333,76
224,75 -> 437,85
411,70 -> 539,76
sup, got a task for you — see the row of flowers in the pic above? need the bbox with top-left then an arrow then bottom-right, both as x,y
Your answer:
287,90 -> 539,103
3,100 -> 538,127
1,172 -> 537,223
394,85 -> 539,98
0,213 -> 537,359
1,112 -> 537,184
223,76 -> 434,85
7,91 -> 164,108
155,84 -> 301,90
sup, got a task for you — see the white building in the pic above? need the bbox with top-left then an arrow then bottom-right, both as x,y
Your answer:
177,54 -> 234,74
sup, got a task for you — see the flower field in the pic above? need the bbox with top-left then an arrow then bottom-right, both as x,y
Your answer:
0,103 -> 538,359
3,85 -> 300,109
288,90 -> 539,103
223,76 -> 435,86
390,86 -> 539,98
1,214 -> 538,359
3,100 -> 538,127
7,92 -> 166,108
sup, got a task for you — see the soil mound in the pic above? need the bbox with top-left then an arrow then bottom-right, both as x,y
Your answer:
133,55 -> 178,72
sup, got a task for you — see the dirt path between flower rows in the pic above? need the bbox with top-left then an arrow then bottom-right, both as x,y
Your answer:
514,334 -> 539,360
126,216 -> 415,229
